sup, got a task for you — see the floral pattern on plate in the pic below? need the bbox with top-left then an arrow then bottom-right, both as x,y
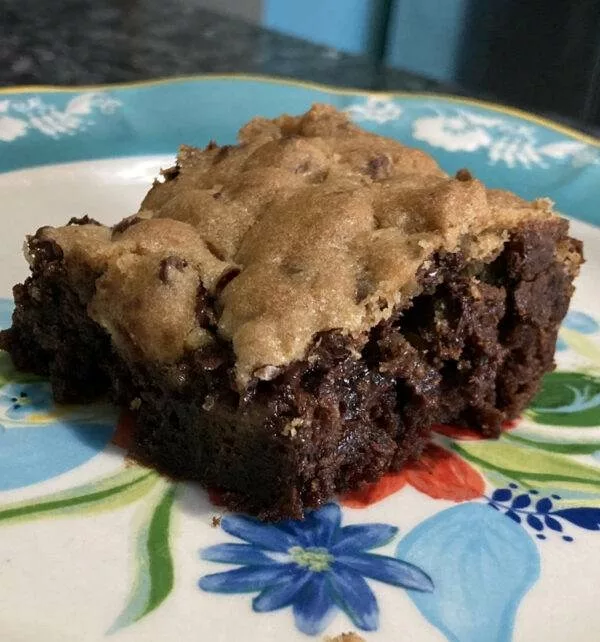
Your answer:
344,97 -> 600,169
1,299 -> 599,639
199,503 -> 432,635
0,302 -> 116,490
0,93 -> 121,142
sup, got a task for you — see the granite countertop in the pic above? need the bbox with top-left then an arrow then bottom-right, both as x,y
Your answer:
0,0 -> 449,92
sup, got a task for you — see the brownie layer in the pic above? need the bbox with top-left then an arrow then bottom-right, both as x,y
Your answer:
0,218 -> 581,519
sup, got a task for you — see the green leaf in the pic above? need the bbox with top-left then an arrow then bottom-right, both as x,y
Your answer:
108,483 -> 177,632
561,328 -> 600,367
552,496 -> 600,508
0,351 -> 42,387
0,466 -> 159,525
527,371 -> 600,427
454,439 -> 600,495
505,433 -> 600,455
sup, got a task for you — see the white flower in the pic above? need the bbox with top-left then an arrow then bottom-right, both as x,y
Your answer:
412,115 -> 492,152
345,97 -> 403,124
538,141 -> 588,160
571,146 -> 599,168
64,94 -> 96,116
0,115 -> 28,142
410,105 -> 597,170
0,92 -> 122,143
538,141 -> 599,167
95,95 -> 121,115
64,92 -> 121,116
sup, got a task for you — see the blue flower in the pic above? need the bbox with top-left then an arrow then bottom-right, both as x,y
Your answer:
487,484 -> 600,542
0,298 -> 13,330
562,310 -> 599,335
0,382 -> 54,421
555,336 -> 568,352
0,378 -> 116,490
198,503 -> 433,635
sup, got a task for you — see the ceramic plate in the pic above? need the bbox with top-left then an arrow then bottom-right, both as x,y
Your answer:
1,76 -> 600,642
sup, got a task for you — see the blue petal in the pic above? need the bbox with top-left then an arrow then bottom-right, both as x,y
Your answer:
303,503 -> 342,547
563,310 -> 599,334
396,503 -> 540,642
552,508 -> 600,530
200,543 -> 278,566
535,498 -> 553,514
491,488 -> 512,502
331,523 -> 398,553
221,514 -> 300,552
505,510 -> 521,523
293,573 -> 336,635
555,336 -> 568,352
275,519 -> 314,547
511,494 -> 531,509
253,570 -> 311,612
526,514 -> 543,531
336,552 -> 433,592
0,298 -> 13,330
328,563 -> 379,631
0,383 -> 33,398
544,515 -> 563,532
1,382 -> 56,420
199,564 -> 295,593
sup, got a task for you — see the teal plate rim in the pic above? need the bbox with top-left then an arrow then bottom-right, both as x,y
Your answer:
1,72 -> 599,146
1,73 -> 598,228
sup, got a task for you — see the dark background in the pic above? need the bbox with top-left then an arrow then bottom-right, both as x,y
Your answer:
456,1 -> 600,130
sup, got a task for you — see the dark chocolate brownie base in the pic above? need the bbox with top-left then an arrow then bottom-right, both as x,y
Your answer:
0,219 -> 581,519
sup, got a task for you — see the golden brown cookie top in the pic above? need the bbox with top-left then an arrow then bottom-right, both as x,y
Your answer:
42,104 -> 557,386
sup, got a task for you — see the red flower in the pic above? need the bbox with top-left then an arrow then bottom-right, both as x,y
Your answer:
341,443 -> 485,508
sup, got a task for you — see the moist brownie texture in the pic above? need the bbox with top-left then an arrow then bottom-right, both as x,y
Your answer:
0,105 -> 583,519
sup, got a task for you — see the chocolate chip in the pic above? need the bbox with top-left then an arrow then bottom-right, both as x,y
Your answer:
355,272 -> 374,303
456,168 -> 473,182
215,267 -> 241,295
213,145 -> 232,165
203,395 -> 216,411
205,140 -> 218,151
194,348 -> 224,371
112,215 -> 142,236
29,236 -> 63,263
196,283 -> 218,327
205,241 -> 225,262
416,256 -> 446,292
366,154 -> 392,180
282,261 -> 304,276
67,215 -> 101,226
159,255 -> 188,283
160,164 -> 180,182
294,160 -> 310,174
167,362 -> 190,389
308,169 -> 329,184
